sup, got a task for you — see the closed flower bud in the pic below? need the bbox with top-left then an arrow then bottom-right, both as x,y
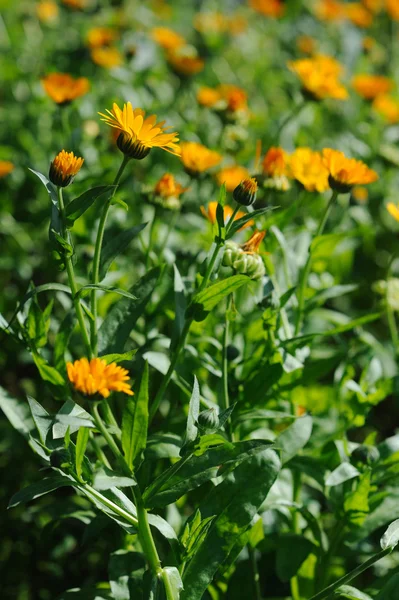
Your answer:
233,177 -> 258,206
351,445 -> 380,466
223,232 -> 266,281
197,407 -> 220,433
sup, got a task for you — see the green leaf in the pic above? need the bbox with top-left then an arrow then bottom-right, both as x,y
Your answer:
51,229 -> 74,256
65,185 -> 116,227
334,585 -> 373,600
76,427 -> 90,482
226,206 -> 273,239
28,396 -> 52,445
109,550 -> 145,600
326,463 -> 360,487
190,275 -> 251,322
53,399 -> 94,439
376,573 -> 399,599
144,440 -> 274,509
98,267 -> 162,355
380,518 -> 399,551
276,415 -> 313,464
276,534 -> 315,581
8,475 -> 72,508
0,386 -> 34,437
32,351 -> 66,387
29,168 -> 61,248
171,264 -> 187,351
344,470 -> 371,526
99,223 -> 147,281
93,467 -> 136,490
27,296 -> 51,347
181,448 -> 280,600
75,284 -> 137,301
121,361 -> 149,470
54,312 -> 76,372
100,349 -> 138,364
182,376 -> 200,450
162,567 -> 184,600
58,588 -> 114,600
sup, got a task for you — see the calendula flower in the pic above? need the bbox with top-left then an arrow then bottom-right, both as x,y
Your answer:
233,177 -> 258,207
167,51 -> 205,76
220,84 -> 248,112
322,149 -> 378,192
387,202 -> 399,222
62,0 -> 86,9
49,150 -> 84,188
91,47 -> 123,68
67,358 -> 133,398
99,102 -> 180,159
201,202 -> 253,230
386,0 -> 399,20
289,148 -> 329,192
240,230 -> 266,254
151,27 -> 186,51
151,173 -> 188,209
0,161 -> 14,178
315,0 -> 345,21
352,186 -> 369,202
197,87 -> 223,108
180,142 -> 222,176
362,0 -> 383,12
345,3 -> 373,27
36,1 -> 59,23
262,147 -> 288,177
373,95 -> 399,123
216,165 -> 250,192
249,0 -> 285,17
87,27 -> 118,48
288,55 -> 348,101
296,35 -> 316,55
42,73 -> 90,105
352,74 -> 393,100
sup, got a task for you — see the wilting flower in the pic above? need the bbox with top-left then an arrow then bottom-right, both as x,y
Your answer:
216,165 -> 250,192
167,50 -> 205,76
99,102 -> 180,159
386,0 -> 399,20
372,95 -> 399,123
249,0 -> 285,17
0,161 -> 14,178
352,74 -> 393,100
180,142 -> 222,176
352,186 -> 369,202
91,47 -> 123,68
87,27 -> 118,48
345,3 -> 373,27
322,149 -> 378,192
36,1 -> 59,23
296,35 -> 316,55
289,148 -> 329,192
262,147 -> 288,177
315,0 -> 345,21
49,150 -> 84,188
151,27 -> 186,51
151,173 -> 187,210
223,230 -> 266,279
67,358 -> 133,398
42,73 -> 90,105
387,202 -> 399,222
288,55 -> 348,101
233,177 -> 258,207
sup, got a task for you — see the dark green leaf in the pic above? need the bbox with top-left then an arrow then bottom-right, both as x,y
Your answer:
76,427 -> 90,482
75,284 -> 137,301
182,376 -> 200,450
99,223 -> 147,281
226,206 -> 274,239
109,550 -> 145,600
93,467 -> 136,490
122,361 -> 149,470
8,475 -> 72,508
32,351 -> 66,387
171,264 -> 187,351
376,573 -> 399,599
276,534 -> 315,581
28,396 -> 52,445
29,168 -> 61,248
0,386 -> 34,437
54,312 -> 76,372
65,185 -> 116,227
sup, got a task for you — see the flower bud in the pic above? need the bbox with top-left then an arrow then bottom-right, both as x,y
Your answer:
233,177 -> 258,206
197,407 -> 220,433
49,150 -> 84,188
351,445 -> 380,466
117,132 -> 151,160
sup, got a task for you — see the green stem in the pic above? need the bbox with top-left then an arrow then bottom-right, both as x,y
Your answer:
248,545 -> 262,600
145,205 -> 158,269
90,155 -> 131,355
83,482 -> 138,527
386,257 -> 399,355
57,187 -> 92,358
290,470 -> 302,600
294,190 -> 338,335
316,520 -> 345,592
222,295 -> 234,441
309,548 -> 392,600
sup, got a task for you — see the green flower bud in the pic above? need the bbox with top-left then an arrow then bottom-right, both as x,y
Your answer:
197,407 -> 220,433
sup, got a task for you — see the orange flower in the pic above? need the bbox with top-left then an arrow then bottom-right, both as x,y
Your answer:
219,84 -> 247,112
240,230 -> 266,254
200,202 -> 253,230
296,35 -> 316,55
167,51 -> 205,76
373,95 -> 399,123
180,142 -> 222,175
154,173 -> 187,199
49,150 -> 84,188
345,3 -> 373,27
216,165 -> 250,192
288,55 -> 348,101
151,27 -> 186,51
362,0 -> 383,12
352,74 -> 393,100
315,0 -> 345,21
249,0 -> 285,17
0,161 -> 14,178
197,87 -> 223,108
91,47 -> 123,68
99,102 -> 180,158
289,148 -> 329,193
322,149 -> 378,191
36,1 -> 59,23
386,0 -> 399,20
42,73 -> 90,105
87,27 -> 118,48
387,202 -> 399,222
67,358 -> 133,398
262,147 -> 288,177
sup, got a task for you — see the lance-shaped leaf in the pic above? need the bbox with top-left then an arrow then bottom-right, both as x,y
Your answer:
121,361 -> 149,470
226,206 -> 274,239
76,427 -> 90,482
189,275 -> 251,322
99,222 -> 147,281
29,168 -> 61,248
8,475 -> 73,508
65,185 -> 116,227
275,415 -> 313,464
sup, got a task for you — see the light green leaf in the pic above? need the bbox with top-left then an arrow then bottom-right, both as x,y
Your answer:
108,550 -> 145,600
183,376 -> 200,449
326,463 -> 360,487
380,518 -> 399,551
334,585 -> 373,600
162,567 -> 184,600
28,396 -> 52,445
190,275 -> 251,322
226,206 -> 273,239
100,349 -> 138,364
276,415 -> 313,464
75,284 -> 137,301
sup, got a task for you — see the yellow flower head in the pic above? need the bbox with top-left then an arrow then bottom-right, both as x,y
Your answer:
240,230 -> 266,254
67,358 -> 133,398
373,94 -> 399,123
387,203 -> 399,222
49,150 -> 84,188
352,74 -> 393,100
345,3 -> 373,27
216,165 -> 250,192
180,141 -> 222,176
42,73 -> 90,105
289,148 -> 329,193
250,0 -> 285,17
362,0 -> 383,12
0,161 -> 14,178
288,55 -> 348,101
386,0 -> 399,20
315,0 -> 345,21
167,51 -> 205,76
262,147 -> 288,177
154,173 -> 187,199
87,27 -> 118,49
197,87 -> 223,108
99,102 -> 180,159
352,186 -> 369,202
322,148 -> 378,192
91,47 -> 123,68
151,27 -> 186,51
36,1 -> 59,23
200,201 -> 253,230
